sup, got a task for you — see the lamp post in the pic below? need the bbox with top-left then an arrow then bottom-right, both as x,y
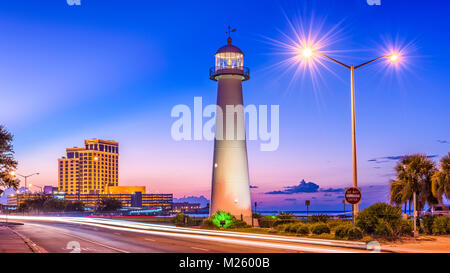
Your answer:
10,171 -> 39,196
30,184 -> 43,194
299,48 -> 400,216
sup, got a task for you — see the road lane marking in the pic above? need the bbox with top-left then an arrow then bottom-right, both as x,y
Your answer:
144,238 -> 155,242
191,247 -> 209,252
26,223 -> 129,253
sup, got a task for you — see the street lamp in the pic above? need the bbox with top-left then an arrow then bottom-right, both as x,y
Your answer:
299,48 -> 400,216
10,171 -> 40,196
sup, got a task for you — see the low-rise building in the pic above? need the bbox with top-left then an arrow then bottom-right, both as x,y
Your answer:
8,193 -> 173,211
172,202 -> 201,213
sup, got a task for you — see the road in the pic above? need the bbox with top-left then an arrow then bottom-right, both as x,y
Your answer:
0,216 -> 374,253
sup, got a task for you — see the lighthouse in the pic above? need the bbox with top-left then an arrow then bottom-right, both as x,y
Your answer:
209,30 -> 252,224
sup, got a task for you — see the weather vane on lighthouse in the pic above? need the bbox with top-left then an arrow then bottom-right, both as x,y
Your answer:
226,26 -> 236,44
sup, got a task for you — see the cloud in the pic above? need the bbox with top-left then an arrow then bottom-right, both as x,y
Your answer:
265,179 -> 345,195
337,195 -> 344,199
284,198 -> 296,202
368,154 -> 438,163
249,185 -> 258,189
323,193 -> 332,197
437,140 -> 449,144
265,179 -> 319,194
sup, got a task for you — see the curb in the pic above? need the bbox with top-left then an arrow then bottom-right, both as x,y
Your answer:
7,226 -> 48,253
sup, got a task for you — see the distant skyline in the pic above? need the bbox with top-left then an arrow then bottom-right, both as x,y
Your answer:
2,1 -> 449,210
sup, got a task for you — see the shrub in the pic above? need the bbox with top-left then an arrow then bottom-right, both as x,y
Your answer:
347,227 -> 363,240
334,224 -> 350,239
200,218 -> 218,229
295,224 -> 310,236
432,216 -> 450,235
311,223 -> 330,235
211,211 -> 235,228
172,213 -> 190,226
374,220 -> 394,238
259,215 -> 277,228
328,220 -> 349,230
399,220 -> 413,236
421,215 -> 435,234
308,214 -> 329,223
356,202 -> 402,236
277,223 -> 289,233
274,212 -> 297,226
229,220 -> 250,229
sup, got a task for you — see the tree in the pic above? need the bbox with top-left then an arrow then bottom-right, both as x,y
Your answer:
394,154 -> 438,212
96,197 -> 122,211
389,179 -> 410,214
0,125 -> 19,189
394,154 -> 438,235
65,201 -> 85,212
431,153 -> 450,204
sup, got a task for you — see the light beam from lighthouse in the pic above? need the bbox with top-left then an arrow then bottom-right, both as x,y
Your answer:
209,30 -> 252,224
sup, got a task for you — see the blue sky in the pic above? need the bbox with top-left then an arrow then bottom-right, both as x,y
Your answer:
1,0 -> 449,210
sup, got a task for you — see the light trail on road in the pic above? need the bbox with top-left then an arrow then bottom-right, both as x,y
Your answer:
0,215 -> 372,253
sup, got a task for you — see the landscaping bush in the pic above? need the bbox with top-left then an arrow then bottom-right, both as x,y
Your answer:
334,224 -> 350,239
347,227 -> 363,240
172,213 -> 190,226
308,214 -> 329,223
374,220 -> 394,239
311,223 -> 330,235
259,215 -> 277,228
432,216 -> 450,235
328,219 -> 350,230
277,223 -> 290,233
229,220 -> 250,229
295,224 -> 310,236
200,218 -> 218,229
356,203 -> 402,238
274,212 -> 297,226
399,220 -> 413,236
421,215 -> 435,234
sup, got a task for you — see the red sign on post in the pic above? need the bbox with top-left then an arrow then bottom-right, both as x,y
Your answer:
345,187 -> 361,204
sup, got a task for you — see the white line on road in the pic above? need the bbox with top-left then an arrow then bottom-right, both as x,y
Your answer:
191,247 -> 209,252
27,223 -> 130,253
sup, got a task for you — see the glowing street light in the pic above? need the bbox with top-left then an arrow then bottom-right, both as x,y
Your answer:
301,47 -> 313,58
298,46 -> 402,222
389,53 -> 399,62
10,171 -> 40,195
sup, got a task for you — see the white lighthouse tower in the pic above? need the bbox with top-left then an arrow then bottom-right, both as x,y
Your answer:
209,29 -> 252,224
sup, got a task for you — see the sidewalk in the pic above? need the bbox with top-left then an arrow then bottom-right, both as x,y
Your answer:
382,235 -> 450,253
0,225 -> 33,253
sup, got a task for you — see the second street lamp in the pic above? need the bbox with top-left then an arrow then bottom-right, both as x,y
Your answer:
299,48 -> 400,216
10,171 -> 40,196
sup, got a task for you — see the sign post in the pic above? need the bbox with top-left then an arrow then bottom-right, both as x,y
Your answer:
345,187 -> 361,226
305,200 -> 310,219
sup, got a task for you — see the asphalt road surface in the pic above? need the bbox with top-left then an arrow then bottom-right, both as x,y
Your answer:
2,217 -> 373,253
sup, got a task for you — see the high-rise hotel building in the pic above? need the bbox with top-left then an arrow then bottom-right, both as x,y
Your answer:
58,139 -> 119,194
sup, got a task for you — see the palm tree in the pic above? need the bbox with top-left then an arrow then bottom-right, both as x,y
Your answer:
394,154 -> 438,235
389,179 -> 407,213
395,154 -> 437,211
431,153 -> 450,204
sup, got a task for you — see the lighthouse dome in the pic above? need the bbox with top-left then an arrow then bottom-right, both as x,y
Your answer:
210,37 -> 249,81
